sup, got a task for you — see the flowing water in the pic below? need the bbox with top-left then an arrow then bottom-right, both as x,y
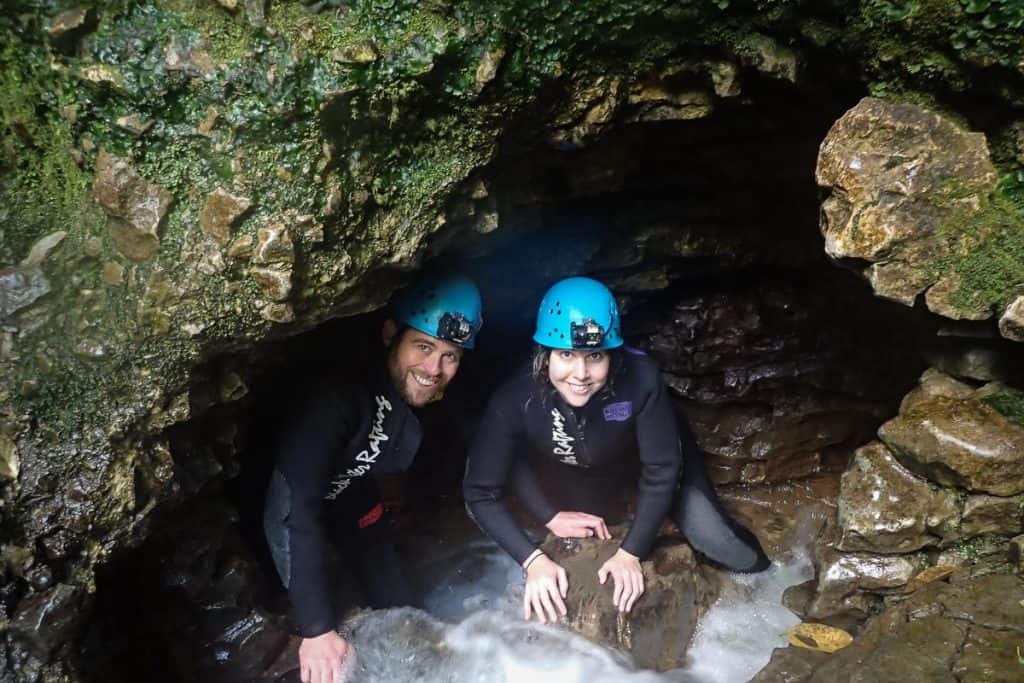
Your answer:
337,525 -> 814,682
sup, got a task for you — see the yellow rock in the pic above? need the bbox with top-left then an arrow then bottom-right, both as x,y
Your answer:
787,623 -> 853,653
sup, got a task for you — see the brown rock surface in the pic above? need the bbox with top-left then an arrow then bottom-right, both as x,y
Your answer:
539,529 -> 717,671
878,394 -> 1024,496
199,188 -> 252,245
92,151 -> 174,261
837,441 -> 960,553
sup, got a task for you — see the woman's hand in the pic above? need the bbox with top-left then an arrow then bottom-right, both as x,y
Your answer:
545,511 -> 612,539
523,553 -> 568,624
597,548 -> 644,613
299,631 -> 353,683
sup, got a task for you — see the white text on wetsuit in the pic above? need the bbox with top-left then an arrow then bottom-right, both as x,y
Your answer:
324,395 -> 392,500
551,409 -> 578,465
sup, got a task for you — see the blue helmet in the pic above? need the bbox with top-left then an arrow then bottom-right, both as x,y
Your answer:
533,277 -> 622,350
391,273 -> 483,349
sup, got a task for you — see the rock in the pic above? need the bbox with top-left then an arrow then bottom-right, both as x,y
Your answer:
923,345 -> 1010,382
998,295 -> 1024,341
806,548 -> 916,619
79,63 -> 126,90
837,441 -> 960,554
249,266 -> 291,301
879,394 -> 1024,496
332,41 -> 378,64
48,6 -> 95,41
21,231 -> 67,267
926,272 -> 993,320
252,221 -> 294,264
259,301 -> 294,324
164,39 -> 215,76
197,106 -> 220,135
539,529 -> 716,670
626,82 -> 713,121
0,433 -> 19,480
898,367 -> 975,414
730,33 -> 799,82
1009,535 -> 1024,570
9,584 -> 87,659
0,266 -> 51,320
115,114 -> 152,137
961,494 -> 1024,538
227,234 -> 254,262
215,0 -> 240,11
816,98 -> 998,311
92,151 -> 174,261
474,47 -> 505,93
199,188 -> 252,245
101,262 -> 124,287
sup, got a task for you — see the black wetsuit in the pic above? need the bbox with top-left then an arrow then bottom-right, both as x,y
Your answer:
264,365 -> 421,638
463,350 -> 770,572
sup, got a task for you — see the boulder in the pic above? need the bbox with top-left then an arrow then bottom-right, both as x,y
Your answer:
837,441 -> 960,554
961,494 -> 1024,538
539,529 -> 717,671
878,394 -> 1024,496
816,98 -> 998,315
998,295 -> 1024,342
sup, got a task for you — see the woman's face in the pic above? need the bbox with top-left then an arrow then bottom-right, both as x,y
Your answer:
547,349 -> 610,407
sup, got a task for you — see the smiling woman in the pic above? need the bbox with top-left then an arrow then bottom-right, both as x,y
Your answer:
464,276 -> 771,623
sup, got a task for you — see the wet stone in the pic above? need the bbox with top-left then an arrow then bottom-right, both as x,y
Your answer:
252,221 -> 294,265
0,433 -> 20,480
807,544 -> 916,620
0,267 -> 50,320
960,494 -> 1024,538
249,266 -> 291,301
879,393 -> 1024,496
837,441 -> 960,553
92,151 -> 174,261
998,295 -> 1024,342
200,188 -> 252,245
9,584 -> 86,659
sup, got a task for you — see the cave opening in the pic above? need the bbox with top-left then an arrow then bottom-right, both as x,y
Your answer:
81,68 -> 946,682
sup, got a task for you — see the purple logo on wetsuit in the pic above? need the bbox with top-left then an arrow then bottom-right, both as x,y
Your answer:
603,401 -> 632,422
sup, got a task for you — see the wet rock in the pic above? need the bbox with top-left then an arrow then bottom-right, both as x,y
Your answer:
249,266 -> 291,301
0,433 -> 19,480
474,47 -> 505,93
115,114 -> 152,137
998,295 -> 1024,341
837,441 -> 960,554
200,188 -> 252,245
540,529 -> 716,670
898,367 -> 974,414
92,151 -> 174,261
961,494 -> 1024,538
0,267 -> 51,320
806,545 -> 916,619
546,76 -> 624,149
878,393 -> 1024,496
816,98 -> 997,313
259,301 -> 294,324
252,221 -> 294,265
227,234 -> 254,262
9,584 -> 87,659
923,345 -> 1010,382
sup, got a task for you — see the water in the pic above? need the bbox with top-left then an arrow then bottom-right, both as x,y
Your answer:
339,527 -> 814,682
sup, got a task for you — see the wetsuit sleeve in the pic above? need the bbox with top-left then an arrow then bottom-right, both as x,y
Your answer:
265,390 -> 356,638
510,458 -> 558,527
621,373 -> 682,559
463,393 -> 539,565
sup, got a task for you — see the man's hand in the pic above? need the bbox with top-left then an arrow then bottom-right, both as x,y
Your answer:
545,511 -> 612,539
523,554 -> 569,624
299,631 -> 352,683
597,548 -> 644,613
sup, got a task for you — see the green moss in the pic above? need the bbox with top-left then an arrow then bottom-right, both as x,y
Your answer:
930,184 -> 1024,313
982,385 -> 1024,428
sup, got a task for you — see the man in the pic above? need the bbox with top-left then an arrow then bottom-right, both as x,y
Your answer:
264,273 -> 483,683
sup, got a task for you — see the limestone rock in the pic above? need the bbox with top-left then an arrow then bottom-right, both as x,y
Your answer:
259,301 -> 294,324
92,151 -> 174,261
200,188 -> 252,245
164,39 -> 215,76
49,6 -> 94,41
1009,535 -> 1024,571
807,547 -> 916,619
0,266 -> 51,320
961,494 -> 1024,538
730,33 -> 798,82
925,272 -> 993,320
879,394 -> 1024,496
249,266 -> 291,301
923,345 -> 1010,382
898,367 -> 975,414
837,441 -> 960,554
115,114 -> 152,137
540,529 -> 716,670
998,295 -> 1024,341
331,41 -> 378,64
474,47 -> 505,93
252,221 -> 294,265
0,433 -> 19,480
816,98 -> 997,311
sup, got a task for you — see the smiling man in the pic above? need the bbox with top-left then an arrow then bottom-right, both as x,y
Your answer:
263,273 -> 482,683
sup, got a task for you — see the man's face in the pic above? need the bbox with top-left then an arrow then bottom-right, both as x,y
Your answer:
385,325 -> 464,407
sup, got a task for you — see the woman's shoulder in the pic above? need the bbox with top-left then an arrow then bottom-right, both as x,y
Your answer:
619,346 -> 663,379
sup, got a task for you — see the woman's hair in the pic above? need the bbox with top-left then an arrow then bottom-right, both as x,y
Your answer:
531,345 -> 622,391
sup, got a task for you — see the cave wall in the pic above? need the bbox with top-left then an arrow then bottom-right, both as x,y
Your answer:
2,0 -> 1024,680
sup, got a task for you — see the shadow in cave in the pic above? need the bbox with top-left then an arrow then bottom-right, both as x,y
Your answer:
80,69 -> 944,682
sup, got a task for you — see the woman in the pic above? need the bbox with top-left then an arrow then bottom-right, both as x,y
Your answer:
463,277 -> 769,624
